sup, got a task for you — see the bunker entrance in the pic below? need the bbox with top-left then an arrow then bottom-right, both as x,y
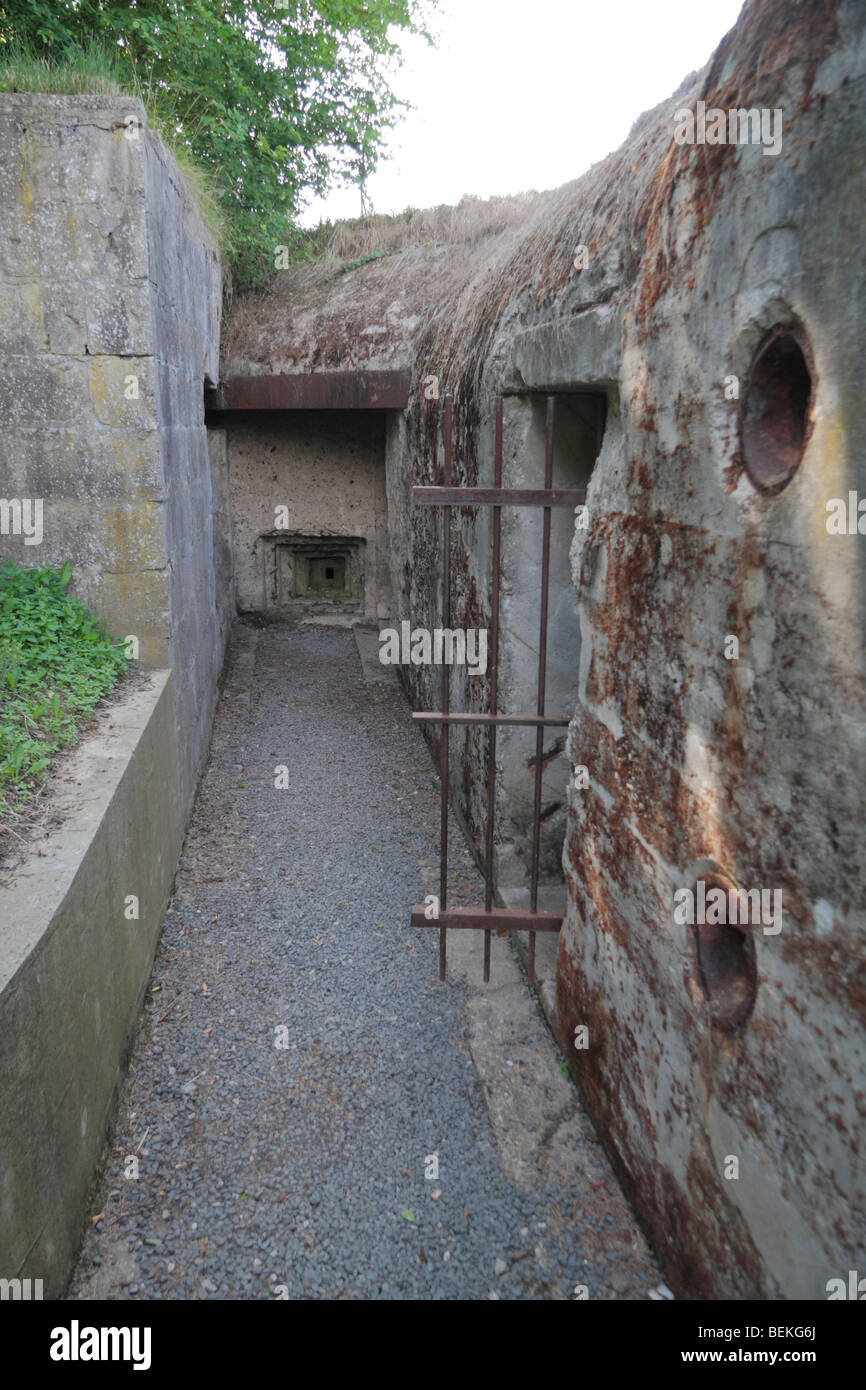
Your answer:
495,391 -> 606,909
411,391 -> 606,983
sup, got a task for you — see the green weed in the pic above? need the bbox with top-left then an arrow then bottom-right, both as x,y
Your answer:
0,560 -> 128,815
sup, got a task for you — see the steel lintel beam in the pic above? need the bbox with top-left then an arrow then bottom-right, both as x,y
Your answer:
207,371 -> 410,411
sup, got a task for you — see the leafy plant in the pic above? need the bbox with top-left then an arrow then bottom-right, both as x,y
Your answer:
0,560 -> 128,814
0,1 -> 438,287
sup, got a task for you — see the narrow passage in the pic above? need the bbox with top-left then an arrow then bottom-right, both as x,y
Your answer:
70,622 -> 662,1300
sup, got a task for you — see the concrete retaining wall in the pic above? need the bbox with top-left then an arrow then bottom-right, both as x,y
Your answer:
0,93 -> 226,815
0,672 -> 182,1298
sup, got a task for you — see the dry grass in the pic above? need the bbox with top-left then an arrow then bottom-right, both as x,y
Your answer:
318,191 -> 545,263
221,188 -> 555,369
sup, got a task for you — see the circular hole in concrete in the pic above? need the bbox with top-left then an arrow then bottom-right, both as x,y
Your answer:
739,326 -> 814,494
693,873 -> 758,1032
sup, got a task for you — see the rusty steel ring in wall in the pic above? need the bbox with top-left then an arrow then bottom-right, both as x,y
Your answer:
738,323 -> 816,495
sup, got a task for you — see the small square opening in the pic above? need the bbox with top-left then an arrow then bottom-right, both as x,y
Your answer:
307,555 -> 346,594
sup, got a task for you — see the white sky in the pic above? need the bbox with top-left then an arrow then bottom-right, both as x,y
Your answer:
301,0 -> 746,225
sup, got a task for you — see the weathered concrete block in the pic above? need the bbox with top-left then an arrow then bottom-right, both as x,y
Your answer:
0,356 -> 89,426
1,98 -> 145,204
0,87 -> 223,828
80,568 -> 171,668
0,281 -> 47,353
0,427 -> 162,503
0,280 -> 89,356
88,356 -> 157,430
85,282 -> 152,357
51,499 -> 167,573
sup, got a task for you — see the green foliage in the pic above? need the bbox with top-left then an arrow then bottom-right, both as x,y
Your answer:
0,0 -> 436,287
0,560 -> 128,810
339,249 -> 389,273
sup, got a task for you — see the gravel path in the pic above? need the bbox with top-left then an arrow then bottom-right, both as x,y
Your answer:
69,621 -> 663,1301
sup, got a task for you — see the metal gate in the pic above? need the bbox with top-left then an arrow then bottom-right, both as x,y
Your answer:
410,393 -> 586,984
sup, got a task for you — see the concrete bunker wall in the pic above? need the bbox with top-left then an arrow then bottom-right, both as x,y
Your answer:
384,0 -> 866,1300
222,409 -> 391,621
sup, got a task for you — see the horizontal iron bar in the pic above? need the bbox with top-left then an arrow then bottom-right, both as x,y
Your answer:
413,712 -> 570,727
411,907 -> 562,934
412,486 -> 587,508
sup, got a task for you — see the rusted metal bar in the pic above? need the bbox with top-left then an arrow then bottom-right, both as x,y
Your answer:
206,370 -> 410,411
528,396 -> 556,988
411,907 -> 562,933
438,396 -> 454,982
483,397 -> 505,982
413,712 -> 569,728
413,486 -> 585,508
410,393 -> 572,983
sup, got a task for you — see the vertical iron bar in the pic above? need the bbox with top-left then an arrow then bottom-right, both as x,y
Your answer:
529,396 -> 555,987
483,397 -> 504,982
439,395 -> 453,980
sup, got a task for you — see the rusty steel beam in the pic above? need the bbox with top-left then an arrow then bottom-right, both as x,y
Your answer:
483,397 -> 505,982
411,907 -> 562,934
413,712 -> 570,727
438,396 -> 454,981
206,371 -> 410,411
413,486 -> 586,508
